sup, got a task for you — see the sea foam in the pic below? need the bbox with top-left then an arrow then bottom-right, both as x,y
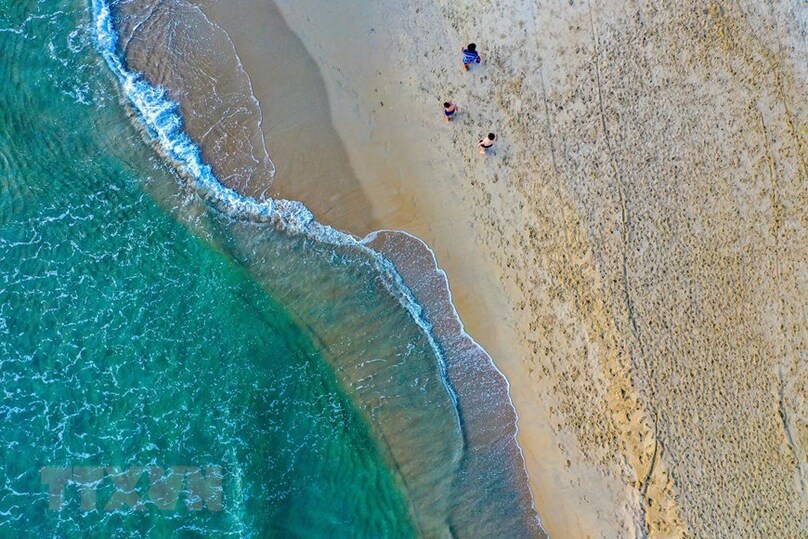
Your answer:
89,0 -> 458,407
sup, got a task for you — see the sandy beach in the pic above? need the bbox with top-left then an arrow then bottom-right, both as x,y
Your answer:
203,0 -> 806,536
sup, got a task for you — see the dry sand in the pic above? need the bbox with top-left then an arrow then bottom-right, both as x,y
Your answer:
205,0 -> 806,536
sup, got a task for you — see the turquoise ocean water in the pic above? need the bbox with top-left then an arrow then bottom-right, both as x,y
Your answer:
0,1 -> 544,536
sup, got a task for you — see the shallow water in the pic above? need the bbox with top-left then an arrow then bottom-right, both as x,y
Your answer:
0,0 -> 544,536
0,3 -> 413,535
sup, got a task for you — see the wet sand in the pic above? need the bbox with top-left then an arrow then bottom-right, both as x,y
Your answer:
199,0 -> 381,233
205,0 -> 806,537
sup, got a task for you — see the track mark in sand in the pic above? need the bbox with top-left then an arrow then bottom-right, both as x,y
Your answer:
760,111 -> 805,493
588,3 -> 663,535
639,412 -> 661,508
732,0 -> 807,179
777,368 -> 801,462
587,2 -> 648,370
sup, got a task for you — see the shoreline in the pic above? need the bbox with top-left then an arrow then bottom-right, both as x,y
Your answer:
364,229 -> 545,535
94,1 -> 545,535
203,1 -> 551,534
204,0 -> 619,536
206,0 -> 807,536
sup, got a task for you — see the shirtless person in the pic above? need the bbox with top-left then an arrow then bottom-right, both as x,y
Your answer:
479,133 -> 495,154
443,100 -> 459,121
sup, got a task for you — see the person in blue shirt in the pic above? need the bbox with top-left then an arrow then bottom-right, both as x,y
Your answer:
462,43 -> 481,71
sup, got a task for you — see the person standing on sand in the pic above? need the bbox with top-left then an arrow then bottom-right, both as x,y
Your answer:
462,43 -> 481,70
443,100 -> 459,121
479,133 -> 495,155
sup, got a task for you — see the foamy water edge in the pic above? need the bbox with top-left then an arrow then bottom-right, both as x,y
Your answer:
365,229 -> 545,533
90,0 -> 545,534
91,0 -> 457,405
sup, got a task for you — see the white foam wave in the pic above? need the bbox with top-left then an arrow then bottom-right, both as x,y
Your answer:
90,0 -> 459,409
